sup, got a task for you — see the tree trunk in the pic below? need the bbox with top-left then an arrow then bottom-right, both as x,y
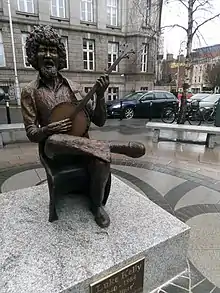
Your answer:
178,0 -> 193,124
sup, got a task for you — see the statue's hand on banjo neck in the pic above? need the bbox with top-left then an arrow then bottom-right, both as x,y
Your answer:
95,74 -> 110,98
49,44 -> 135,137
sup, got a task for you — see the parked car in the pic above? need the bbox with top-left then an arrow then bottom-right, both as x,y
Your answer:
199,94 -> 220,109
189,93 -> 210,102
106,91 -> 179,119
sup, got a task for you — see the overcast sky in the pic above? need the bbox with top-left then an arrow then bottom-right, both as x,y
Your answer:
161,0 -> 220,57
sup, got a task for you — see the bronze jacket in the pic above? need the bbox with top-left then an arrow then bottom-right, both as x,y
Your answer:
21,73 -> 107,143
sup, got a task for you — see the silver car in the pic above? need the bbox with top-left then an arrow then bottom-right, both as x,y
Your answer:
199,94 -> 220,108
190,93 -> 210,102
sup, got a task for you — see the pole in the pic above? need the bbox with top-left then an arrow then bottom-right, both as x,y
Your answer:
119,100 -> 123,120
5,99 -> 11,124
7,0 -> 21,106
176,55 -> 180,92
149,101 -> 152,121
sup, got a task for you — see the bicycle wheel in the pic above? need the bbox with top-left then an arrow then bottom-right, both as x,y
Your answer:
203,108 -> 215,124
161,107 -> 176,123
188,109 -> 202,126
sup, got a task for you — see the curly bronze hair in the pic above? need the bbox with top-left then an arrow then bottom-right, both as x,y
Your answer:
26,25 -> 67,70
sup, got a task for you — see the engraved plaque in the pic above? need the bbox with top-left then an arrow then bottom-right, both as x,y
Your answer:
90,258 -> 145,293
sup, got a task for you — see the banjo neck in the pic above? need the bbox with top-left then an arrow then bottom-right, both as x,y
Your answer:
70,46 -> 135,120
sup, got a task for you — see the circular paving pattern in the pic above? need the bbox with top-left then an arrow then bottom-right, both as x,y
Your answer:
187,213 -> 220,289
1,158 -> 220,292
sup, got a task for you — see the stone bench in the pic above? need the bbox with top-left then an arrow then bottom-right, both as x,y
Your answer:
0,123 -> 27,148
146,122 -> 220,148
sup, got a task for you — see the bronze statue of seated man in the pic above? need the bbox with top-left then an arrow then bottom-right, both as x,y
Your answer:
21,25 -> 145,229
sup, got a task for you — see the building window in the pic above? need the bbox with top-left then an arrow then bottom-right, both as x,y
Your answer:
83,39 -> 95,71
107,0 -> 119,26
140,87 -> 148,91
84,87 -> 92,94
51,0 -> 66,18
0,31 -> 6,67
108,87 -> 119,101
21,33 -> 31,68
141,44 -> 149,72
81,0 -> 94,22
17,0 -> 34,13
61,36 -> 69,69
85,87 -> 95,102
108,42 -> 119,71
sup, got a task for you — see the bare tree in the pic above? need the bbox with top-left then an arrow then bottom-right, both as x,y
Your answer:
164,0 -> 220,123
206,62 -> 220,91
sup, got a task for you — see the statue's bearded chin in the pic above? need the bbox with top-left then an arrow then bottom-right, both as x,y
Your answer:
40,66 -> 58,79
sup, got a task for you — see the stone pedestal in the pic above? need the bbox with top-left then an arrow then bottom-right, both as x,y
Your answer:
0,176 -> 190,293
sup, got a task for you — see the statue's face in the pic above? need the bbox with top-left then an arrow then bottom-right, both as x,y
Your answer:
37,44 -> 59,79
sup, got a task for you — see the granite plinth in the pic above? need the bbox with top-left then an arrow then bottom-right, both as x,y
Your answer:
0,176 -> 190,293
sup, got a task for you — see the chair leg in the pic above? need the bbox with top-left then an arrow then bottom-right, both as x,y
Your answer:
153,129 -> 160,143
102,172 -> 111,206
47,176 -> 58,222
206,133 -> 215,149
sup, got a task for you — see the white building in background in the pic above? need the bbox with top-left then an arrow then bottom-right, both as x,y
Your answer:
191,44 -> 220,93
0,0 -> 163,101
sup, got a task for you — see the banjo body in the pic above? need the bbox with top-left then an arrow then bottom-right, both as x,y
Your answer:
50,102 -> 90,137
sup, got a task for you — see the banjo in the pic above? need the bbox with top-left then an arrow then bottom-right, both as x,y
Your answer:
49,44 -> 135,137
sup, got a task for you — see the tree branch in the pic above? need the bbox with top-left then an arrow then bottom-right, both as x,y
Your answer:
193,0 -> 209,13
178,0 -> 189,9
162,24 -> 188,32
173,0 -> 188,9
193,13 -> 220,36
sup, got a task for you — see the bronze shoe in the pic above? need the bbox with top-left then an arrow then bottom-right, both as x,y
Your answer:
91,206 -> 110,228
109,141 -> 145,158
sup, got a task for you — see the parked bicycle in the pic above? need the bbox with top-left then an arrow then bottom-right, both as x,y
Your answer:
200,101 -> 218,124
161,99 -> 203,126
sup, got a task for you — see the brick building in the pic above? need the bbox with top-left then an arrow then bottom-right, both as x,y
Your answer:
0,0 -> 162,101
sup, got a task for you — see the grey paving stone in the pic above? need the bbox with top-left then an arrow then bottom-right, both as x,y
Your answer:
203,204 -> 220,213
113,174 -> 146,197
113,165 -> 185,197
213,182 -> 220,192
111,168 -> 163,200
174,186 -> 220,211
35,168 -> 46,181
172,275 -> 190,289
192,278 -> 215,293
214,204 -> 220,213
175,204 -> 220,223
111,168 -> 175,215
164,182 -> 199,209
187,214 -> 220,288
161,283 -> 189,292
1,169 -> 40,193
189,262 -> 206,287
175,207 -> 198,222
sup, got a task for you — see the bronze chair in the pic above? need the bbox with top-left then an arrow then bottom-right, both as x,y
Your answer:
38,141 -> 111,222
